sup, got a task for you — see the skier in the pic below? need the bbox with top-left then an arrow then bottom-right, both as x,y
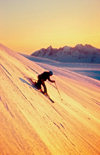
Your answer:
35,71 -> 55,95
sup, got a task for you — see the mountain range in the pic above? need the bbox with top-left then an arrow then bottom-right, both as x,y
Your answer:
31,44 -> 100,63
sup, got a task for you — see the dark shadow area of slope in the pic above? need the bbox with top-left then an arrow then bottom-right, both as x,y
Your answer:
74,70 -> 100,80
19,77 -> 32,87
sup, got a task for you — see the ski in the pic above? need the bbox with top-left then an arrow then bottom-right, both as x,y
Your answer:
42,93 -> 54,103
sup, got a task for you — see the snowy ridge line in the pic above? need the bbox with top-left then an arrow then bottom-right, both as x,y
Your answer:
32,44 -> 100,63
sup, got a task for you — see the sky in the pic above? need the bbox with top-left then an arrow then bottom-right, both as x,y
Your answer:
0,0 -> 100,53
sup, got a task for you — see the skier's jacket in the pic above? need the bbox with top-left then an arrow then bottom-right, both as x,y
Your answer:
38,72 -> 53,82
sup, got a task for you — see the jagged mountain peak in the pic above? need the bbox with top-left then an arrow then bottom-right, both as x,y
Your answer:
32,44 -> 100,63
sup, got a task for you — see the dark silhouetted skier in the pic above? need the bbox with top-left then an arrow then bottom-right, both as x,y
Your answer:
35,71 -> 55,95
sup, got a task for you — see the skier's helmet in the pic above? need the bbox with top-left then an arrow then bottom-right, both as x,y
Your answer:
49,71 -> 53,75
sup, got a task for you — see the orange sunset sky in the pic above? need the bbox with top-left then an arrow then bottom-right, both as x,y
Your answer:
0,0 -> 100,54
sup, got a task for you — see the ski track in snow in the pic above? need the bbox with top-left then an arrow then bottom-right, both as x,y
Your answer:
0,45 -> 100,155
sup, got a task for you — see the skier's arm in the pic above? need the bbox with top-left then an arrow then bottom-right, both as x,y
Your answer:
48,77 -> 55,83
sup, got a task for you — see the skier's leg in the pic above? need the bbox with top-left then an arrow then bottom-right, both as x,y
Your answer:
42,82 -> 47,94
35,79 -> 42,89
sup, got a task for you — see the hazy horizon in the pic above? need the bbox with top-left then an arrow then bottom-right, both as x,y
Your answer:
0,0 -> 100,54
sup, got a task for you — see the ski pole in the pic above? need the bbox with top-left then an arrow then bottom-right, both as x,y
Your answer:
55,82 -> 63,101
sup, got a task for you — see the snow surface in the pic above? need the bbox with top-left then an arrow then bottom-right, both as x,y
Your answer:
22,54 -> 100,81
0,44 -> 100,155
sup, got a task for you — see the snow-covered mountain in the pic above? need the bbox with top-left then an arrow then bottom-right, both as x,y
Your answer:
32,44 -> 100,63
0,44 -> 100,155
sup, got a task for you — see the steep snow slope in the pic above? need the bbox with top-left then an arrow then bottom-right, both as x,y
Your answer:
0,45 -> 100,155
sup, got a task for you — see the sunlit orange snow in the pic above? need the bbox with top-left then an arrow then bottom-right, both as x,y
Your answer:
0,44 -> 100,155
